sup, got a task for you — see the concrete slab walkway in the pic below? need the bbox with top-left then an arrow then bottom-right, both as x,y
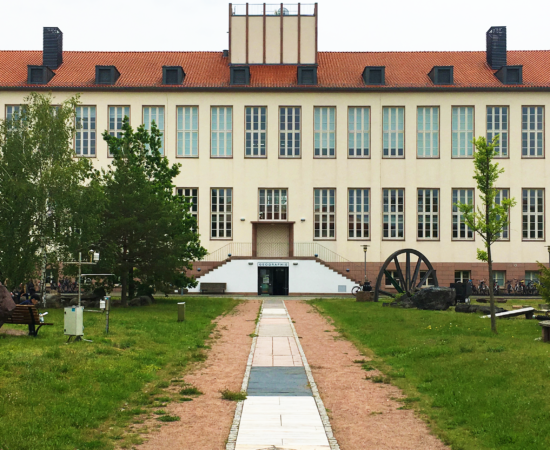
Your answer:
226,299 -> 339,450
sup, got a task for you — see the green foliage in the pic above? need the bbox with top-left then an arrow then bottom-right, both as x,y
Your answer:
456,136 -> 516,250
0,297 -> 238,450
97,118 -> 207,305
311,298 -> 550,450
536,262 -> 550,303
220,389 -> 247,401
0,93 -> 100,289
455,136 -> 516,333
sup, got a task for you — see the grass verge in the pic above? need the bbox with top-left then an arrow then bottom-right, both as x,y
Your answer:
0,296 -> 239,450
309,298 -> 550,450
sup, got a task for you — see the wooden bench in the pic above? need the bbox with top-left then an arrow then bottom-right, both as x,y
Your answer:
200,282 -> 226,294
482,307 -> 535,320
4,305 -> 53,336
539,321 -> 550,342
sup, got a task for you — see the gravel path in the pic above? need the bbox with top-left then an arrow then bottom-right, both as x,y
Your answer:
286,301 -> 449,450
136,300 -> 260,450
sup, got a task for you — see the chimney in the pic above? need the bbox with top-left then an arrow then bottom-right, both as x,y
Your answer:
486,26 -> 506,70
43,27 -> 63,69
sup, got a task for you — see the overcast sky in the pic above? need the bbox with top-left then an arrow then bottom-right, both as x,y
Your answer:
1,0 -> 548,53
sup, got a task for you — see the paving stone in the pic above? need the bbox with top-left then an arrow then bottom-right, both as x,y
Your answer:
247,367 -> 311,396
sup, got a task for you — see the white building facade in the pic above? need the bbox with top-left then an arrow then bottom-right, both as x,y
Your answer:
1,5 -> 549,294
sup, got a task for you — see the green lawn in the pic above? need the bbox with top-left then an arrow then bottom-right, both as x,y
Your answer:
0,297 -> 239,450
310,298 -> 550,450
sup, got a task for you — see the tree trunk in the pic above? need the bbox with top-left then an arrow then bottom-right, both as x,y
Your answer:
488,248 -> 497,334
120,269 -> 128,307
128,266 -> 135,300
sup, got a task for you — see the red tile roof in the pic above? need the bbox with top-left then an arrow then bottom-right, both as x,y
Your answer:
0,50 -> 549,90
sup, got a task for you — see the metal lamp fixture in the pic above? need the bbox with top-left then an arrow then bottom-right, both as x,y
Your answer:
362,245 -> 370,283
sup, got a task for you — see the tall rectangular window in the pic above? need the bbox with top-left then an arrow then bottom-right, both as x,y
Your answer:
279,107 -> 300,157
417,107 -> 439,157
211,188 -> 232,239
452,189 -> 474,240
211,107 -> 232,157
348,107 -> 370,157
348,189 -> 369,239
314,189 -> 335,239
245,106 -> 267,157
487,106 -> 508,157
108,106 -> 130,156
522,189 -> 544,240
417,189 -> 439,239
177,107 -> 198,157
75,106 -> 96,157
495,189 -> 510,240
383,107 -> 404,158
522,106 -> 544,157
143,106 -> 164,155
383,189 -> 404,239
177,188 -> 198,230
314,107 -> 335,157
452,107 -> 474,157
259,189 -> 287,221
6,105 -> 20,122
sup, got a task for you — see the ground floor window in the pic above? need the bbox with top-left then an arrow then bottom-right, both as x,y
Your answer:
177,188 -> 198,230
522,189 -> 544,240
452,189 -> 474,240
259,189 -> 287,221
211,188 -> 232,239
525,271 -> 540,282
314,189 -> 335,239
493,270 -> 505,287
455,271 -> 470,283
348,189 -> 369,239
383,189 -> 404,239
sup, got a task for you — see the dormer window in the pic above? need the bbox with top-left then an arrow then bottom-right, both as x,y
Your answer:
27,66 -> 55,85
429,66 -> 453,85
297,66 -> 317,85
363,66 -> 385,85
95,66 -> 120,85
495,65 -> 523,84
163,66 -> 185,85
230,66 -> 250,85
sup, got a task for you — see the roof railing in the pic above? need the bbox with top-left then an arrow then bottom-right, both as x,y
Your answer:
231,4 -> 316,16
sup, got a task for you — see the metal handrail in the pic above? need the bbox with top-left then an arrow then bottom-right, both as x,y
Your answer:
202,242 -> 253,261
293,242 -> 351,263
203,241 -> 350,264
232,4 -> 316,16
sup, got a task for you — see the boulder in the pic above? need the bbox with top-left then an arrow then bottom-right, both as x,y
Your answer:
44,294 -> 61,308
455,304 -> 507,314
389,297 -> 415,308
410,287 -> 456,311
129,296 -> 153,307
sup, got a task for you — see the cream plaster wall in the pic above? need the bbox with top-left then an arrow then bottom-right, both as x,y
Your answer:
299,16 -> 316,64
265,17 -> 281,64
282,17 -> 299,64
230,16 -> 247,64
248,17 -> 264,64
2,89 -> 549,265
230,14 -> 315,64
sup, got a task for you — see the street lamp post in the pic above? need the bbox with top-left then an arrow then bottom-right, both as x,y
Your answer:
362,245 -> 370,284
546,246 -> 550,268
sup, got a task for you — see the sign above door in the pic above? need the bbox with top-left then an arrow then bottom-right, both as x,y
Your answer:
257,262 -> 290,267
